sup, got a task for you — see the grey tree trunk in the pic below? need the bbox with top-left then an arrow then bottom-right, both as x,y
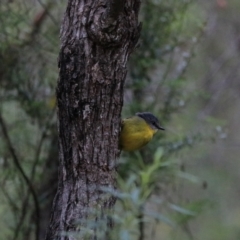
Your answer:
45,0 -> 141,239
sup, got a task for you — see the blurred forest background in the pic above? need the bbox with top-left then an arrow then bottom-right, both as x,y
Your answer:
0,0 -> 240,239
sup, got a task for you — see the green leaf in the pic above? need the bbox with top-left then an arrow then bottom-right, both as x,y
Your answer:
153,147 -> 164,163
168,203 -> 196,216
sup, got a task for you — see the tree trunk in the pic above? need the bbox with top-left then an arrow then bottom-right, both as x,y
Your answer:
45,0 -> 141,239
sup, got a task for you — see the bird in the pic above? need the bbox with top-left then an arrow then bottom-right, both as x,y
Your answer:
119,112 -> 164,151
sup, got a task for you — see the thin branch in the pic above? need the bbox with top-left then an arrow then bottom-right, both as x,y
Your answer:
31,109 -> 56,181
14,108 -> 55,240
138,205 -> 144,240
0,181 -> 19,215
36,0 -> 58,25
13,195 -> 31,240
0,112 -> 40,240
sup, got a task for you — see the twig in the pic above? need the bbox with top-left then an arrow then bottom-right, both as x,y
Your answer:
138,205 -> 144,240
0,181 -> 19,215
0,112 -> 40,240
36,0 -> 57,25
14,108 -> 55,240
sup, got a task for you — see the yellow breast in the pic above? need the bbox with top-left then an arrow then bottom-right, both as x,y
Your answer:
119,116 -> 155,151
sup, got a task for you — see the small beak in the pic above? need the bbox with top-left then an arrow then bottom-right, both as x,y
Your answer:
156,124 -> 165,131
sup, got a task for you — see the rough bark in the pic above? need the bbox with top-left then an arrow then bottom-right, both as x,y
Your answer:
45,0 -> 141,239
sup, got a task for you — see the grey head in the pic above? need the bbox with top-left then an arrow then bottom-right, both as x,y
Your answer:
136,112 -> 164,131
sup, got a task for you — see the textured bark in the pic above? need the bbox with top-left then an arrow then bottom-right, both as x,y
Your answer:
45,0 -> 141,239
